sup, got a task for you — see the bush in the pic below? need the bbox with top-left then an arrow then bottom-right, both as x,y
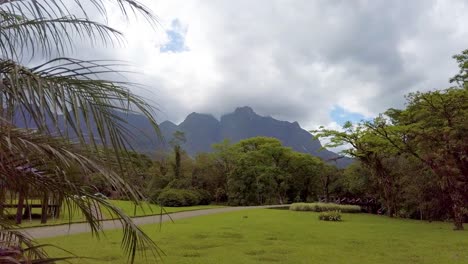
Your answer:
157,189 -> 186,207
318,211 -> 342,221
183,190 -> 201,206
196,189 -> 212,205
150,189 -> 163,203
157,188 -> 201,207
289,202 -> 361,213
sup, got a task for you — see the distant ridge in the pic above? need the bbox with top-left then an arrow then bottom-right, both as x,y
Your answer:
11,106 -> 353,168
155,106 -> 353,168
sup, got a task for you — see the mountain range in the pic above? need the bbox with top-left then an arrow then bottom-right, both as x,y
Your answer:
11,106 -> 352,168
150,106 -> 352,168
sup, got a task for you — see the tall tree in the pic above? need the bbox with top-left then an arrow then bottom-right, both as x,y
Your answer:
367,86 -> 467,230
170,131 -> 186,179
0,0 -> 162,262
314,122 -> 403,217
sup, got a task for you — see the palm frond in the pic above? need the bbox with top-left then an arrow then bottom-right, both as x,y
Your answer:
0,13 -> 124,58
0,58 -> 161,162
0,124 -> 163,262
0,0 -> 162,262
0,0 -> 157,59
0,223 -> 47,261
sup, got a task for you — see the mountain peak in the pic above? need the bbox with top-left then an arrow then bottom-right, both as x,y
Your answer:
128,106 -> 352,168
183,112 -> 218,123
160,120 -> 177,127
234,106 -> 255,115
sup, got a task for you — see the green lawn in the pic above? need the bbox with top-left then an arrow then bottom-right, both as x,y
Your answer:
7,200 -> 223,228
41,209 -> 468,264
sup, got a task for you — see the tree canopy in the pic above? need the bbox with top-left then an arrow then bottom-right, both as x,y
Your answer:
314,50 -> 468,230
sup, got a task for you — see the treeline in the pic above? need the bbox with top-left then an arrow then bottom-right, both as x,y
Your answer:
146,137 -> 337,207
315,50 -> 468,230
86,135 -> 351,207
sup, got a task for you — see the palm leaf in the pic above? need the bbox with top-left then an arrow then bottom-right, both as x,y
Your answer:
0,58 -> 161,164
1,0 -> 163,262
0,0 -> 157,59
0,124 -> 163,262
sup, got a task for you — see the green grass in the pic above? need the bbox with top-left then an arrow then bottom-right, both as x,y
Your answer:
6,200 -> 223,228
41,209 -> 468,264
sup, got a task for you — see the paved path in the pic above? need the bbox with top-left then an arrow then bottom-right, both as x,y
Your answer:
22,205 -> 289,239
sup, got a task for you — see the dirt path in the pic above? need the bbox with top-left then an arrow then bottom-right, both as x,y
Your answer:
22,205 -> 288,239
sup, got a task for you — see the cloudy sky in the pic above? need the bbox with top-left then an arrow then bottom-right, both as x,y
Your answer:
76,0 -> 468,130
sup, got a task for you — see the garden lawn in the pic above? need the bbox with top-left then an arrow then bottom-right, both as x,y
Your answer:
41,209 -> 468,264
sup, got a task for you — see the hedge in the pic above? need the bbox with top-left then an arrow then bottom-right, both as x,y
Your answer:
289,202 -> 361,213
318,211 -> 342,221
156,188 -> 212,207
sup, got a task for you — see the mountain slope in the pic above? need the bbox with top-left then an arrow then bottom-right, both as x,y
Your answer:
11,106 -> 352,167
160,106 -> 352,168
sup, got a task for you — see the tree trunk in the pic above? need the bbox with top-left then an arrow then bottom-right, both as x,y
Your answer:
324,176 -> 330,203
41,192 -> 49,224
386,201 -> 394,217
450,192 -> 465,230
55,195 -> 63,218
174,145 -> 181,179
15,191 -> 25,224
0,184 -> 5,218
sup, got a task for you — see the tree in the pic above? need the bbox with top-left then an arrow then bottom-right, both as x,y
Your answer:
287,152 -> 323,202
209,140 -> 238,202
314,122 -> 403,217
367,87 -> 467,230
317,164 -> 341,203
314,51 -> 468,229
226,137 -> 319,205
0,0 -> 161,262
169,131 -> 186,179
450,49 -> 468,88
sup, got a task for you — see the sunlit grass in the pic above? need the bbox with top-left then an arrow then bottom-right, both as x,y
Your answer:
42,209 -> 468,264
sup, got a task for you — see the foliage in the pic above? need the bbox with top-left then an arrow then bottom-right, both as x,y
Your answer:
170,131 -> 186,179
196,189 -> 212,205
156,189 -> 203,207
450,49 -> 468,87
148,136 -> 327,207
290,203 -> 361,213
227,137 -> 324,205
314,50 -> 468,230
318,210 -> 342,221
0,0 -> 162,262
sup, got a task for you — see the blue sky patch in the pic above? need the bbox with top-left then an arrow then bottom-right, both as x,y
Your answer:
160,19 -> 189,53
330,105 -> 367,126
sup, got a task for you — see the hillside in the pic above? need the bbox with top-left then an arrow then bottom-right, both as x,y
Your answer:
155,106 -> 352,168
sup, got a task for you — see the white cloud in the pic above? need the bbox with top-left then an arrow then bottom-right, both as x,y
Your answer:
73,0 -> 468,127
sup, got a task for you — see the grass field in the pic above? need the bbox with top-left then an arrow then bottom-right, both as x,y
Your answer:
41,209 -> 468,264
6,200 -> 223,228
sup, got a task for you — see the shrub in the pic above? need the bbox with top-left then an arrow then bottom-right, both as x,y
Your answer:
196,189 -> 212,205
318,210 -> 342,221
183,190 -> 201,206
157,188 -> 202,207
157,189 -> 187,207
150,189 -> 163,203
289,202 -> 361,213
